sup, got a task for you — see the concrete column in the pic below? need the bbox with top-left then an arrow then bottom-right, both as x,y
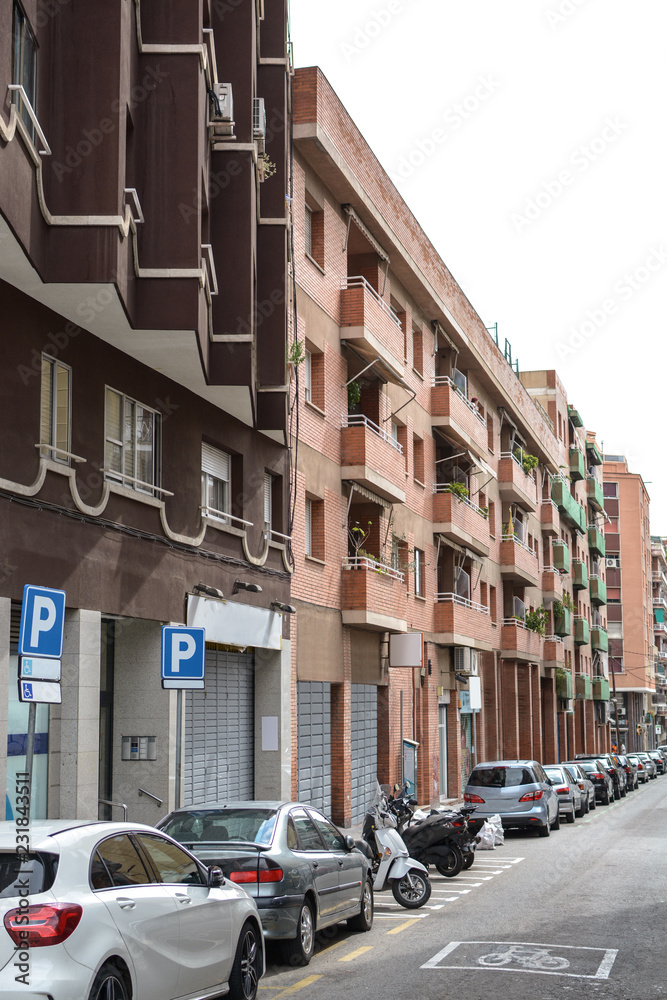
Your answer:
531,664 -> 542,757
502,661 -> 519,757
518,664 -> 533,759
254,640 -> 292,800
330,631 -> 351,827
541,674 -> 557,763
57,609 -> 101,820
0,598 -> 10,820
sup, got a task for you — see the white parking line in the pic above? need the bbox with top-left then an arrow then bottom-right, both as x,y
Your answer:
374,911 -> 429,919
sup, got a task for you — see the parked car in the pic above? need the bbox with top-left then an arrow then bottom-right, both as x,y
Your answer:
568,759 -> 614,804
158,801 -> 373,966
627,753 -> 650,783
615,754 -> 639,790
632,752 -> 657,779
0,819 -> 264,1000
575,753 -> 626,799
562,762 -> 596,812
463,760 -> 559,837
648,750 -> 666,774
544,765 -> 581,822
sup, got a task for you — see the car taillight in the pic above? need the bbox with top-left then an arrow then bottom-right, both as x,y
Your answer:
637,762 -> 644,769
464,793 -> 485,804
229,868 -> 283,884
450,819 -> 464,827
555,786 -> 569,795
592,772 -> 604,779
624,767 -> 631,774
519,790 -> 544,802
4,904 -> 82,947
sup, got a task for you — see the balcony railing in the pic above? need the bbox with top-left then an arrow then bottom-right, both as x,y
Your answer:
343,413 -> 403,453
435,593 -> 489,613
586,476 -> 605,512
551,478 -> 587,533
342,556 -> 404,582
341,275 -> 402,329
433,593 -> 493,646
541,499 -> 560,535
433,484 -> 486,517
500,618 -> 544,660
433,377 -> 486,426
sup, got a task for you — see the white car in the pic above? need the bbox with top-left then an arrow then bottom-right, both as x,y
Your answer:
0,819 -> 264,1000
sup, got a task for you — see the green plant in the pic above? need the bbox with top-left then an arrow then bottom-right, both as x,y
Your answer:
521,452 -> 539,475
480,506 -> 489,519
560,591 -> 575,613
287,340 -> 305,366
258,154 -> 277,181
347,380 -> 362,410
553,599 -> 565,619
442,482 -> 469,503
524,605 -> 548,636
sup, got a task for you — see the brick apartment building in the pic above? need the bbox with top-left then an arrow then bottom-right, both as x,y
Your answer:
289,66 -> 613,826
0,0 -> 292,821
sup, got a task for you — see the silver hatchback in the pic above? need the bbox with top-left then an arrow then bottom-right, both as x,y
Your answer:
464,760 -> 559,837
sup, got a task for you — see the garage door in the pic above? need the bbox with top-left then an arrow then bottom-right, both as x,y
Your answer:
351,684 -> 377,823
297,682 -> 331,814
183,650 -> 254,805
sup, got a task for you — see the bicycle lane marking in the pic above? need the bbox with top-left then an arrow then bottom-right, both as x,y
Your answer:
420,941 -> 618,979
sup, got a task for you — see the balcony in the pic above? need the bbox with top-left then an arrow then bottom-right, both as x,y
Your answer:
586,476 -> 605,512
593,676 -> 610,700
544,636 -> 565,667
552,540 -> 570,573
569,447 -> 586,482
572,559 -> 589,591
341,556 -> 407,632
541,499 -> 560,536
590,576 -> 607,606
434,594 -> 493,651
568,405 -> 583,428
500,619 -> 544,662
431,378 -> 488,454
340,277 -> 405,379
551,479 -> 587,533
586,439 -> 603,466
588,525 -> 606,557
433,488 -> 490,556
498,453 -> 538,512
554,607 -> 572,637
576,673 -> 592,700
542,569 -> 563,601
574,617 -> 590,645
591,625 -> 608,652
341,415 -> 406,505
499,535 -> 540,587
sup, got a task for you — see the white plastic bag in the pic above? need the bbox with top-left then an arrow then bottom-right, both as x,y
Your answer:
476,820 -> 496,850
487,813 -> 505,846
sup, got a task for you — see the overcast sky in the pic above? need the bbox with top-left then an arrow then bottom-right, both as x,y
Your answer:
289,0 -> 667,529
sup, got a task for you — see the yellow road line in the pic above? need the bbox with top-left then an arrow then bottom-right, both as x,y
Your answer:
270,974 -> 322,997
338,945 -> 373,962
386,918 -> 422,935
317,939 -> 346,954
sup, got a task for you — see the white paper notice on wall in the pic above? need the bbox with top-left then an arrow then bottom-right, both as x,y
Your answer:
262,716 -> 279,751
468,675 -> 482,711
389,632 -> 423,668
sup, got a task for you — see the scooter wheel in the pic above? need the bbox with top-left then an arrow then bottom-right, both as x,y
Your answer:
435,844 -> 464,877
391,869 -> 431,908
462,852 -> 475,870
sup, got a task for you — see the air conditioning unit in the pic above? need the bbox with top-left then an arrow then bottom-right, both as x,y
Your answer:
617,707 -> 627,717
558,698 -> 574,714
208,83 -> 235,138
606,557 -> 619,568
253,97 -> 266,152
454,647 -> 478,676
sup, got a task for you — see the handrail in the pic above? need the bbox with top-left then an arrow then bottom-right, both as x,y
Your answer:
500,451 -> 536,480
201,506 -> 254,528
544,634 -> 563,644
266,528 -> 292,542
433,485 -> 487,518
201,243 -> 219,296
432,376 -> 487,426
138,787 -> 163,807
342,555 -> 404,582
435,593 -> 489,614
341,275 -> 403,329
35,443 -> 86,464
8,85 -> 51,154
343,413 -> 403,454
502,618 -> 542,634
102,469 -> 174,496
501,533 -> 536,555
99,798 -> 128,821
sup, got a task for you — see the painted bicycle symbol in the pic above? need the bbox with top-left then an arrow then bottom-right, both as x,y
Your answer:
478,945 -> 570,970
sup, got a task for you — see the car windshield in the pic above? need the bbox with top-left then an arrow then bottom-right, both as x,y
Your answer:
544,767 -> 565,782
0,852 -> 58,898
468,766 -> 535,787
160,809 -> 278,845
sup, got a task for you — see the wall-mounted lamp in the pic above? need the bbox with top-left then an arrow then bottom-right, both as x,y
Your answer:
271,601 -> 297,615
192,583 -> 225,600
233,580 -> 263,594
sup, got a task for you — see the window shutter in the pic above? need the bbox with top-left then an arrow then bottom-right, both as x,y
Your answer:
264,473 -> 272,526
304,350 -> 312,403
305,498 -> 313,556
202,443 -> 230,482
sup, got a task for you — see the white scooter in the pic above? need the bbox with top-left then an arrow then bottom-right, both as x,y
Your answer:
357,785 -> 431,908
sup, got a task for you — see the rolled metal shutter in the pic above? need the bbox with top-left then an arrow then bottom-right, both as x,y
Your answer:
351,684 -> 377,823
297,681 -> 331,813
184,650 -> 254,805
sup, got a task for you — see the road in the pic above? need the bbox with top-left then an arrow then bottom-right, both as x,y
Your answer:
261,775 -> 667,1000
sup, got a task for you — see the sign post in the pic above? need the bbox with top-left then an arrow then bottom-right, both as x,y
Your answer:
161,626 -> 206,809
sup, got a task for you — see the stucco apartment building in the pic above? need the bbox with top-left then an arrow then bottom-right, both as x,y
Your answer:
0,0 -> 292,822
289,67 -> 612,826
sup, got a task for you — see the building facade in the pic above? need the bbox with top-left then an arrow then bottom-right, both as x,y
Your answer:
0,0 -> 292,822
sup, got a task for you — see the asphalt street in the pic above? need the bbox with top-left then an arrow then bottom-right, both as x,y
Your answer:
261,776 -> 667,1000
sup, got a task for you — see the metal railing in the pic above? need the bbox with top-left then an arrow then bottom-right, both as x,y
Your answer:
501,533 -> 536,555
544,635 -> 563,644
8,84 -> 51,154
432,376 -> 487,426
433,484 -> 487,518
501,450 -> 537,480
502,618 -> 542,634
99,798 -> 128,821
102,469 -> 174,496
138,787 -> 163,807
35,442 -> 86,464
435,593 -> 489,614
343,413 -> 403,453
341,275 -> 403,329
342,555 -> 404,582
201,506 -> 254,528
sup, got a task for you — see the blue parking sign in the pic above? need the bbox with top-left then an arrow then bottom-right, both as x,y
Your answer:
19,585 -> 66,658
161,626 -> 206,689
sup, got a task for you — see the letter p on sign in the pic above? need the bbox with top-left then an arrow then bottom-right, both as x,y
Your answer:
19,585 -> 66,659
161,626 -> 206,689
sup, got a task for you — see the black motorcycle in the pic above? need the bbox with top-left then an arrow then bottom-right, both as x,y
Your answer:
388,785 -> 478,877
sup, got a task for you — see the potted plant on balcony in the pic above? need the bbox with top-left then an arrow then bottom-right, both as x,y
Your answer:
525,605 -> 548,636
442,482 -> 469,503
521,452 -> 539,476
347,379 -> 362,411
287,339 -> 305,381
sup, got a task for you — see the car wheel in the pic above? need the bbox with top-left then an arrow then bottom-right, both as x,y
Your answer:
620,787 -> 627,798
590,795 -> 596,811
575,801 -> 585,818
283,901 -> 315,967
229,922 -> 261,1000
602,790 -> 610,805
538,820 -> 550,837
88,964 -> 129,1000
391,869 -> 431,908
435,844 -> 464,877
551,810 -> 560,831
347,878 -> 374,932
566,807 -> 575,824
613,787 -> 620,800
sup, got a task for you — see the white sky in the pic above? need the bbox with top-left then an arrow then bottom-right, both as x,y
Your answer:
288,0 -> 667,528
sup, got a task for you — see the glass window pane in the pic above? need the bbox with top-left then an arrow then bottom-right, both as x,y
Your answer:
123,398 -> 136,481
40,357 -> 53,448
135,406 -> 154,488
136,835 -> 203,886
55,364 -> 70,456
95,835 -> 152,887
291,808 -> 324,851
308,811 -> 345,851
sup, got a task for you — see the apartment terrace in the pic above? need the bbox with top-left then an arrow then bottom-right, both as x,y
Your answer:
541,499 -> 560,536
433,594 -> 493,650
341,556 -> 407,632
431,377 -> 488,454
498,452 -> 538,512
341,414 -> 407,505
543,635 -> 565,667
499,533 -> 540,587
340,276 -> 405,377
500,619 -> 544,662
542,568 -> 564,601
432,488 -> 490,556
552,478 -> 587,533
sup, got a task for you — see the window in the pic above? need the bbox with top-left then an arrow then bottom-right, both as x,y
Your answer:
413,435 -> 424,484
455,566 -> 470,601
201,443 -> 231,521
414,548 -> 425,597
305,495 -> 324,560
488,500 -> 496,537
12,2 -> 37,137
264,472 -> 273,529
489,585 -> 497,623
391,421 -> 399,447
305,497 -> 313,556
305,205 -> 312,256
309,810 -> 346,851
135,835 -> 203,886
40,355 -> 71,464
487,414 -> 494,453
105,388 -> 161,494
304,349 -> 312,403
303,346 -> 324,409
94,836 -> 151,888
304,199 -> 324,268
412,325 -> 423,376
291,808 -> 324,851
603,482 -> 618,498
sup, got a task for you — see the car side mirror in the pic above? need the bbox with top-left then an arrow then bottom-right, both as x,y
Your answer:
344,835 -> 356,851
207,866 -> 224,888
